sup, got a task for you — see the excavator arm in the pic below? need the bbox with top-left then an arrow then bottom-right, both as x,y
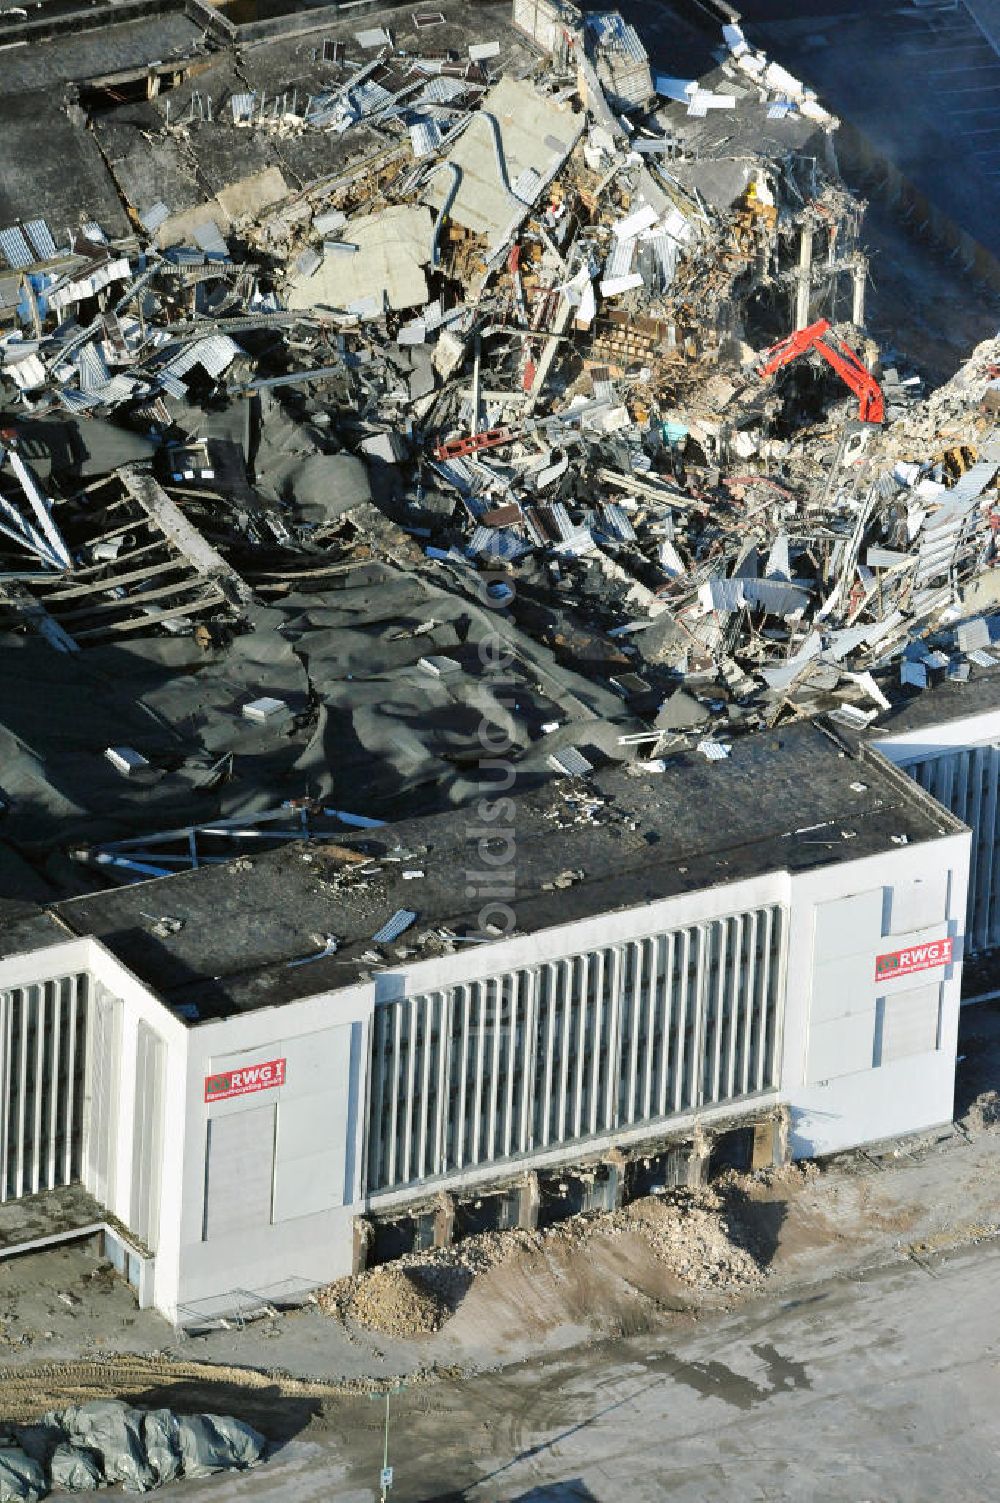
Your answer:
756,318 -> 884,425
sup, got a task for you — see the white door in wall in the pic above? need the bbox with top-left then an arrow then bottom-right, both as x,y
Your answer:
202,1104 -> 275,1240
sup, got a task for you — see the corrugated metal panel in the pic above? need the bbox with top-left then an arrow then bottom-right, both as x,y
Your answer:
906,744 -> 1000,953
58,388 -> 98,412
546,500 -> 575,541
647,231 -> 678,286
23,219 -> 56,261
76,341 -> 111,391
547,745 -> 594,776
410,119 -> 443,158
373,909 -> 418,944
352,80 -> 393,115
511,167 -> 543,204
604,237 -> 636,280
166,334 -> 241,379
600,502 -> 636,541
419,76 -> 467,104
140,202 -> 170,233
95,374 -> 142,405
0,227 -> 33,269
467,525 -> 532,560
157,372 -> 188,400
192,220 -> 229,257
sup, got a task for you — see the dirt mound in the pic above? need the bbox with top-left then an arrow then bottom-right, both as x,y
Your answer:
963,1089 -> 1000,1133
315,1178 -> 786,1347
338,1266 -> 447,1338
578,1189 -> 765,1293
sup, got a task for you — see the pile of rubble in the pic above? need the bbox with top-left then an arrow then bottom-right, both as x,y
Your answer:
322,1264 -> 451,1337
551,1188 -> 765,1292
317,1182 -> 764,1338
0,0 -> 997,898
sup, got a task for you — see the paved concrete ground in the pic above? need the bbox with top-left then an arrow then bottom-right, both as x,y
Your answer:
157,1235 -> 1000,1502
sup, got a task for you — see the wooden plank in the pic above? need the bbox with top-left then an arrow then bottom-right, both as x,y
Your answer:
71,588 -> 227,639
31,537 -> 167,585
40,558 -> 189,603
118,468 -> 253,605
50,576 -> 223,625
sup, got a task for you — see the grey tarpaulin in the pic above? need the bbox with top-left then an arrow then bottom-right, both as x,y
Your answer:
0,1449 -> 44,1503
10,1402 -> 265,1494
47,1446 -> 101,1492
57,1404 -> 154,1492
140,1411 -> 183,1487
175,1415 -> 264,1479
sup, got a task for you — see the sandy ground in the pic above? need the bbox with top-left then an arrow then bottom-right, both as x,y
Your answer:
2,1004 -> 1000,1492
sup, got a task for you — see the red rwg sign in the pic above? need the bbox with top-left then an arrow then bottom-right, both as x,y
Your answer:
204,1057 -> 286,1103
875,938 -> 953,982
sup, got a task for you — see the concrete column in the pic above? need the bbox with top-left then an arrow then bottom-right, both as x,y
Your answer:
852,256 -> 867,327
433,1193 -> 455,1249
794,224 -> 813,331
604,1150 -> 627,1208
686,1132 -> 710,1189
517,1172 -> 540,1230
752,1119 -> 776,1172
352,1217 -> 373,1276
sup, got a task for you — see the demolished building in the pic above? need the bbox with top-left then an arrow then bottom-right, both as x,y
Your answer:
0,0 -> 997,1318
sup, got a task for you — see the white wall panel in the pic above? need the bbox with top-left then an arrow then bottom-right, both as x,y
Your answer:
272,1023 -> 355,1223
367,905 -> 785,1195
887,873 -> 949,935
807,1008 -> 877,1083
812,889 -> 883,962
876,982 -> 941,1065
2,975 -> 89,1203
203,1106 -> 275,1241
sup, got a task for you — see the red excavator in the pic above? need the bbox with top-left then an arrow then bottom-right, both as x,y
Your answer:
755,318 -> 884,425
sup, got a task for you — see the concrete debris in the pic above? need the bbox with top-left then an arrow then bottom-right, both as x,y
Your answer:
326,1264 -> 448,1335
317,1183 -> 765,1339
0,0 -> 996,899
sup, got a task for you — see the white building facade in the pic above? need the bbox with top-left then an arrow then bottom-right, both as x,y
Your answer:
0,781 -> 970,1322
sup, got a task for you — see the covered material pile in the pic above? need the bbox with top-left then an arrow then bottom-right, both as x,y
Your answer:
0,1400 -> 264,1498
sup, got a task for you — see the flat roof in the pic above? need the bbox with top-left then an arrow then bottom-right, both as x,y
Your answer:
29,720 -> 963,1020
870,665 -> 1000,741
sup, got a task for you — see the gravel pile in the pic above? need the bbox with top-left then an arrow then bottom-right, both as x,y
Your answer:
544,1189 -> 765,1292
321,1266 -> 447,1338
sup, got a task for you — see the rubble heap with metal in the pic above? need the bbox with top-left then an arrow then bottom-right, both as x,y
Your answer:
0,0 -> 998,899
